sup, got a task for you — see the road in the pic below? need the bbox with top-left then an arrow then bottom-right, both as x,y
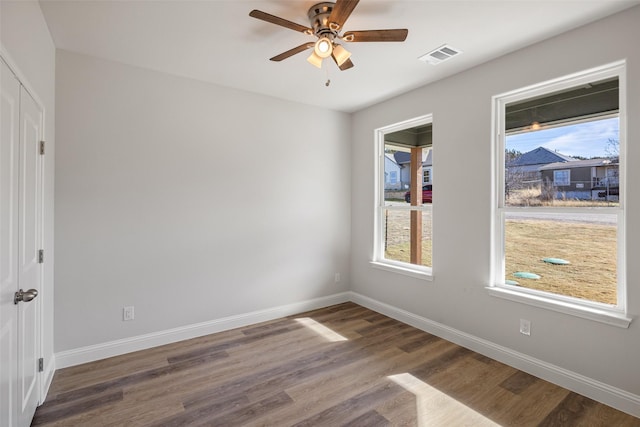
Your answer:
385,202 -> 616,225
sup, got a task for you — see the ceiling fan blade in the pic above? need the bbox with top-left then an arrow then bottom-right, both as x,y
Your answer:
249,10 -> 312,34
328,0 -> 360,30
270,43 -> 315,62
337,58 -> 354,71
343,29 -> 409,42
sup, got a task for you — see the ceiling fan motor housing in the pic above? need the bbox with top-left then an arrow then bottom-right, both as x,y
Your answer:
308,2 -> 338,39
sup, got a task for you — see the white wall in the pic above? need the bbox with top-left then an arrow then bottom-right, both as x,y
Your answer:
351,4 -> 640,403
1,0 -> 56,390
55,50 -> 351,353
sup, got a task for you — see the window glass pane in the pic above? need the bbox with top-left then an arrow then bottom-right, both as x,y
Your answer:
383,208 -> 432,267
553,170 -> 570,186
505,117 -> 619,208
383,145 -> 408,203
504,211 -> 617,305
421,211 -> 433,268
384,145 -> 433,205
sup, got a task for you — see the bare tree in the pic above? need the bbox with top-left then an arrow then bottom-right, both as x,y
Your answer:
604,138 -> 619,158
504,149 -> 525,199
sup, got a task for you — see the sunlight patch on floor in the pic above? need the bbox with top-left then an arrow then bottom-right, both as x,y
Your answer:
294,318 -> 348,342
388,373 -> 499,426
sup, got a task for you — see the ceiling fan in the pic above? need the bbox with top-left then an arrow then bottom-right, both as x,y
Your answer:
249,0 -> 408,71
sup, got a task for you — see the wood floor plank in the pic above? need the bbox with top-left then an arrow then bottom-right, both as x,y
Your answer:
291,381 -> 403,426
148,393 -> 250,427
470,369 -> 571,426
259,347 -> 406,425
263,341 -> 469,425
340,409 -> 391,426
500,369 -> 539,395
31,390 -> 123,426
538,392 -> 598,426
198,391 -> 294,426
120,324 -> 334,409
52,349 -> 229,405
33,303 -> 640,426
100,400 -> 185,427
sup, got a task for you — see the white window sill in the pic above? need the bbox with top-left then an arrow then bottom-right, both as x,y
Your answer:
486,286 -> 632,328
370,261 -> 433,281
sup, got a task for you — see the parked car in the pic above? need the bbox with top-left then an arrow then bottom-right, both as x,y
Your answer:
405,185 -> 433,203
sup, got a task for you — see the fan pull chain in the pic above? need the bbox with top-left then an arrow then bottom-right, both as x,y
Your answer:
324,62 -> 331,87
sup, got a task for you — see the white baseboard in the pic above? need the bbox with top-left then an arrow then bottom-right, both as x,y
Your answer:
348,291 -> 640,419
54,292 -> 350,369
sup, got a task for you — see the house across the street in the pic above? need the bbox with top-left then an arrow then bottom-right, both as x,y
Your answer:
540,157 -> 619,201
391,149 -> 433,189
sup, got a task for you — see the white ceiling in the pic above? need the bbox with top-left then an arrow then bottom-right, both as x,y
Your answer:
39,0 -> 639,113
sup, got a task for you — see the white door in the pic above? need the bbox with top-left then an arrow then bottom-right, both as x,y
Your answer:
1,58 -> 43,427
17,80 -> 43,427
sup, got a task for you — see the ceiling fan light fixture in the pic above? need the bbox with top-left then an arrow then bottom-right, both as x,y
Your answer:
307,51 -> 324,68
332,44 -> 351,66
314,37 -> 333,58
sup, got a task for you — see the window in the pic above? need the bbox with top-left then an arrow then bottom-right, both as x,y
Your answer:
553,170 -> 570,186
423,169 -> 431,184
490,62 -> 630,327
373,115 -> 433,279
389,171 -> 398,184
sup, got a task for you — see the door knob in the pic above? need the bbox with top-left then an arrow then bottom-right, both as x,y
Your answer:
14,289 -> 38,304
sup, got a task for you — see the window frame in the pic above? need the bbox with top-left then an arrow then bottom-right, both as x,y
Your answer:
423,169 -> 431,184
389,170 -> 398,185
489,61 -> 631,328
372,114 -> 434,280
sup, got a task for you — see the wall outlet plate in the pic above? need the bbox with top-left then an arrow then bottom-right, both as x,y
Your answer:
520,318 -> 531,336
123,306 -> 135,321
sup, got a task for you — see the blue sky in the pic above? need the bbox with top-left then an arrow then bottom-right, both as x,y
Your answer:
506,117 -> 619,158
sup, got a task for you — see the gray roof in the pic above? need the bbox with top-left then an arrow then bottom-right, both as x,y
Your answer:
507,146 -> 575,167
384,153 -> 398,165
393,150 -> 432,166
539,158 -> 618,171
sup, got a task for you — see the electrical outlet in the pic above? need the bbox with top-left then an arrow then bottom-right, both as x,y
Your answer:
520,318 -> 531,336
123,306 -> 135,321
335,273 -> 341,283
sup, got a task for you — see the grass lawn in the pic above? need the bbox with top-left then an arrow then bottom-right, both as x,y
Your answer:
385,241 -> 432,267
505,219 -> 616,305
383,209 -> 433,267
383,217 -> 617,305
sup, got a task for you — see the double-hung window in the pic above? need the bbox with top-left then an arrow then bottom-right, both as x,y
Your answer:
372,115 -> 433,279
490,62 -> 631,327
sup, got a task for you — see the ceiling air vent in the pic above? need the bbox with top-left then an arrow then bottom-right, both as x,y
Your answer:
418,45 -> 462,65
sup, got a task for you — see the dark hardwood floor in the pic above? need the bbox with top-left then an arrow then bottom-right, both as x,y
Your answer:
33,303 -> 640,426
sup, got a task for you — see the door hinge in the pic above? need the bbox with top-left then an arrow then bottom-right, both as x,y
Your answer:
40,140 -> 45,155
38,358 -> 44,372
38,249 -> 44,264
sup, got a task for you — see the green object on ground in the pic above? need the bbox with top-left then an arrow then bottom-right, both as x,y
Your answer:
505,280 -> 519,286
542,257 -> 570,265
513,272 -> 540,280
